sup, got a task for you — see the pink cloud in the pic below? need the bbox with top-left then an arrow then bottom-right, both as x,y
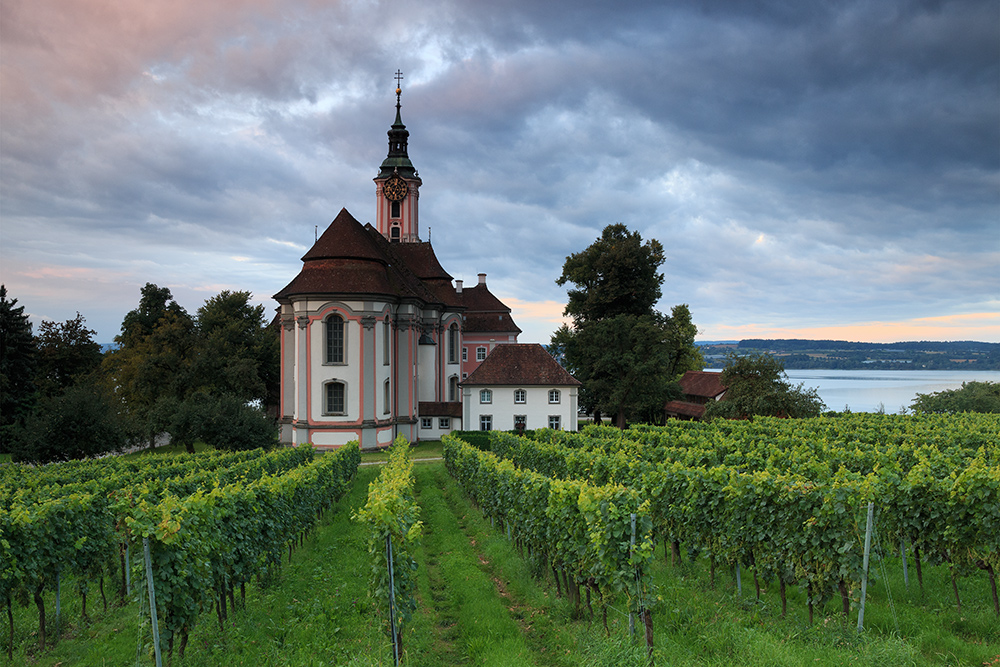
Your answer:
704,312 -> 1000,343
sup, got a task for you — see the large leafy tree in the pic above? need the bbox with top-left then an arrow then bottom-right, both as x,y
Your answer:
190,290 -> 279,406
10,383 -> 128,463
557,223 -> 665,323
705,352 -> 825,420
104,284 -> 279,453
910,381 -> 1000,414
551,224 -> 702,428
102,283 -> 196,448
34,312 -> 104,398
0,285 -> 37,451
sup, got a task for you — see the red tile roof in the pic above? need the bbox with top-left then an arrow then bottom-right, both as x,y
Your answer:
275,209 -> 443,304
301,208 -> 386,262
463,311 -> 522,334
390,242 -> 452,282
463,344 -> 579,386
458,283 -> 508,311
458,283 -> 521,333
275,209 -> 519,333
678,371 -> 727,399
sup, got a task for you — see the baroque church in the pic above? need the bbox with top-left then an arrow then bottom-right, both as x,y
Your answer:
274,80 -> 579,449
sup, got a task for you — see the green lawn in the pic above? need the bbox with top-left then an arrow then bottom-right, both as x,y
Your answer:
5,457 -> 996,666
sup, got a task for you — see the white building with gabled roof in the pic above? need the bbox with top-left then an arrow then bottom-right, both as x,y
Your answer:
461,343 -> 581,433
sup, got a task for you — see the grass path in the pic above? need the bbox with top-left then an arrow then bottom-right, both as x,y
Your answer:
410,462 -> 550,666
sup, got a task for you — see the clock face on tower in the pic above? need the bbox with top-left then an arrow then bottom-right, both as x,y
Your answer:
383,175 -> 408,202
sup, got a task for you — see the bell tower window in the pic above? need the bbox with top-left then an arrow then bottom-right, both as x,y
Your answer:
391,225 -> 400,241
391,200 -> 401,218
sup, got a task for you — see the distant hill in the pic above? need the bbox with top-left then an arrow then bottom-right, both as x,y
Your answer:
698,339 -> 1000,370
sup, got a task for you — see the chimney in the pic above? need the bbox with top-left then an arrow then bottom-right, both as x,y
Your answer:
455,280 -> 463,294
478,273 -> 486,286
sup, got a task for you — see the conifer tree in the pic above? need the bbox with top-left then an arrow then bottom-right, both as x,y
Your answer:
0,285 -> 37,451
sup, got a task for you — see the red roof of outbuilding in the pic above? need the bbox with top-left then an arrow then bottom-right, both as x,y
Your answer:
463,344 -> 579,386
678,371 -> 727,399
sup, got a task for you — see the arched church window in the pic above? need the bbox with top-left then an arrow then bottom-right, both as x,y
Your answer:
383,315 -> 391,366
326,314 -> 344,364
448,323 -> 459,364
325,381 -> 346,414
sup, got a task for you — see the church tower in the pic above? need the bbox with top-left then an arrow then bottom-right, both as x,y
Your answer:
375,71 -> 422,243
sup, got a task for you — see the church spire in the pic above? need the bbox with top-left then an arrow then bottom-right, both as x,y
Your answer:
378,70 -> 418,180
375,71 -> 421,243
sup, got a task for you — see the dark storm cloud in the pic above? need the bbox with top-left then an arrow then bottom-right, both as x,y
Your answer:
1,0 -> 997,343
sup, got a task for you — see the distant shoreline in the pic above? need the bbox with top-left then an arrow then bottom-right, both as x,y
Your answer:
697,338 -> 999,371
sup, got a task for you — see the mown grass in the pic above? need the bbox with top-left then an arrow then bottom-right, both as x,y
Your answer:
359,440 -> 443,465
4,456 -> 996,667
642,543 -> 998,667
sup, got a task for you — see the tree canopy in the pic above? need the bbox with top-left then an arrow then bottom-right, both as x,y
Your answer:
556,223 -> 665,323
10,383 -> 128,463
910,381 -> 1000,414
103,284 -> 279,452
705,352 -> 825,420
34,312 -> 103,398
551,225 -> 701,428
0,285 -> 37,451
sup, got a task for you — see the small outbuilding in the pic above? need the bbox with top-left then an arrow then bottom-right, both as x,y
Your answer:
664,370 -> 728,421
462,344 -> 581,432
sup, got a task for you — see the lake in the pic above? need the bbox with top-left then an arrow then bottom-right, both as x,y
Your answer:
706,369 -> 1000,414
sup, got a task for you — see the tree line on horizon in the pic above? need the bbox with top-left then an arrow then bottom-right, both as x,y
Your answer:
702,339 -> 1000,371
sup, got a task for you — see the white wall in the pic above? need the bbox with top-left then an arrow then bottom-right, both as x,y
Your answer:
462,385 -> 578,432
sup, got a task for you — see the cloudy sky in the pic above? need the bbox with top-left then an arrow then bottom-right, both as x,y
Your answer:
2,0 -> 998,346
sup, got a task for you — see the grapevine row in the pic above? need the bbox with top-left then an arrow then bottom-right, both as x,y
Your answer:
353,436 -> 422,655
443,434 -> 658,646
478,425 -> 1000,619
1,443 -> 360,656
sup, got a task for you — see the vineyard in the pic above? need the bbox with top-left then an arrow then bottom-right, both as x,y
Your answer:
448,413 -> 999,631
1,443 -> 360,661
1,413 -> 998,666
